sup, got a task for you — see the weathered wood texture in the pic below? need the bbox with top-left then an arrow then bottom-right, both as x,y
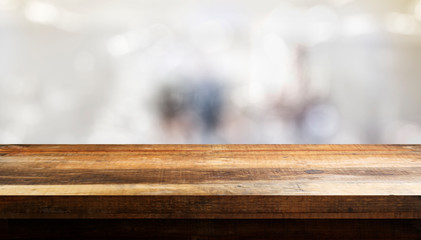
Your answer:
0,144 -> 420,219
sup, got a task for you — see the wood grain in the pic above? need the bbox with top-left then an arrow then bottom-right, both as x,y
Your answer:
0,144 -> 420,219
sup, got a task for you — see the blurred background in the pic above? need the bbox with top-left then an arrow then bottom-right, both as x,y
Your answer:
0,0 -> 421,144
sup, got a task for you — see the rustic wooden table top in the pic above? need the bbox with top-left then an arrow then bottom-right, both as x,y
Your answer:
0,144 -> 420,219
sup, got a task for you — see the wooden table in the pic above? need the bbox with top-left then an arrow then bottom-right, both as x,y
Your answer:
0,145 -> 420,239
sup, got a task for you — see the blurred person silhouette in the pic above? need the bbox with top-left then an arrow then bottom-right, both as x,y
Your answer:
157,81 -> 194,143
157,75 -> 225,143
189,77 -> 225,143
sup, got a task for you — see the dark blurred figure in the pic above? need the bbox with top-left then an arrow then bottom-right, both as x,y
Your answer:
190,78 -> 224,134
159,83 -> 189,122
157,76 -> 225,143
157,81 -> 193,142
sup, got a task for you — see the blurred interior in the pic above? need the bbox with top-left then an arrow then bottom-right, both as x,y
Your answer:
1,0 -> 421,144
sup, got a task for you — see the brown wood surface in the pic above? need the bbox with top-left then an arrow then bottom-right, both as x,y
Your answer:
0,144 -> 420,219
1,219 -> 420,240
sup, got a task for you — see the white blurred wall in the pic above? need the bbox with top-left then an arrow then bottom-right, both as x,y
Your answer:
0,0 -> 421,144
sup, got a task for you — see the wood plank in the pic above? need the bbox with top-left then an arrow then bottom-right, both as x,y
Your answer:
0,144 -> 420,219
2,219 -> 421,240
0,196 -> 420,219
